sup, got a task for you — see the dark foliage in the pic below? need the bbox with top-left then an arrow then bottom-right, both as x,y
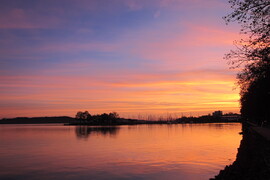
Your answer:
240,68 -> 270,123
75,111 -> 120,125
224,0 -> 270,123
224,0 -> 269,66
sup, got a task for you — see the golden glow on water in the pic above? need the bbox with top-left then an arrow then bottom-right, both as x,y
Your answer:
0,123 -> 242,179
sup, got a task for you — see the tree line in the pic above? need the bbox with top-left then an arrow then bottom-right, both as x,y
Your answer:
225,0 -> 270,125
75,111 -> 120,125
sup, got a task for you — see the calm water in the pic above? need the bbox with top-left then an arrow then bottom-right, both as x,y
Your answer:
0,123 -> 242,180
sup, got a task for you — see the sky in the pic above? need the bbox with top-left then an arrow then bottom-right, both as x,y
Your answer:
0,0 -> 242,119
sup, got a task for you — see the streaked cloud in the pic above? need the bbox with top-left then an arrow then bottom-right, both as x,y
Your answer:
0,0 -> 240,118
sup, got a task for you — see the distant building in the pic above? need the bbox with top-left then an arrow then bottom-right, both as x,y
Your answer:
212,111 -> 223,117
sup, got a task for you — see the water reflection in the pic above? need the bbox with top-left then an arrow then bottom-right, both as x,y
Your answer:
208,123 -> 225,129
0,123 -> 242,180
75,126 -> 120,139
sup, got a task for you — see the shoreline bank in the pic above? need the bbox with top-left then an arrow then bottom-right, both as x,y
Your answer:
212,122 -> 270,179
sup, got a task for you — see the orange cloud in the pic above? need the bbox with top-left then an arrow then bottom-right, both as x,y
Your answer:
0,67 -> 239,119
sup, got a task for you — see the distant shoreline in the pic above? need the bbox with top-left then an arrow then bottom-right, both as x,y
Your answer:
0,116 -> 240,125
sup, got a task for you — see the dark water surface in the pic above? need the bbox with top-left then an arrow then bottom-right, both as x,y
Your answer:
0,123 -> 242,180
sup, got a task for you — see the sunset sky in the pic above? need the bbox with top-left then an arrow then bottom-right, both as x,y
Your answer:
0,0 -> 242,119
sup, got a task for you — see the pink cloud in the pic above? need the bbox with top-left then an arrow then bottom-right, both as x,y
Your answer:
111,21 -> 241,73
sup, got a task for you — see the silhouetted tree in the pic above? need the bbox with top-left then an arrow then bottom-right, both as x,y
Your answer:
75,111 -> 91,124
224,0 -> 269,66
97,112 -> 119,124
224,0 -> 270,124
109,112 -> 119,119
240,70 -> 270,123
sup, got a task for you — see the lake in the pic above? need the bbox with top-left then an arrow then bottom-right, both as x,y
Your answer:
0,123 -> 242,180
